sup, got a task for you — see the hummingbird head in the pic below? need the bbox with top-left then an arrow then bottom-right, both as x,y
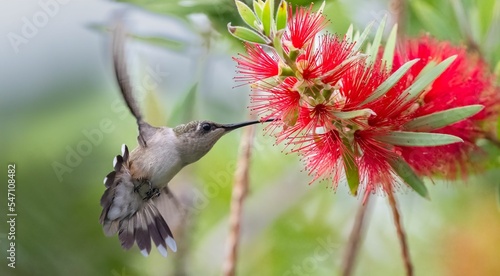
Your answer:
173,120 -> 266,164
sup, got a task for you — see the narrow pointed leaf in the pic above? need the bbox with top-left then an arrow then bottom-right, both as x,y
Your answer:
388,157 -> 429,199
404,105 -> 484,131
352,21 -> 374,53
367,15 -> 386,64
273,30 -> 285,60
345,24 -> 354,42
322,54 -> 367,80
275,0 -> 287,31
262,0 -> 274,36
129,34 -> 184,50
253,0 -> 264,20
317,1 -> 326,14
236,0 -> 260,30
353,30 -> 360,42
341,138 -> 359,196
382,24 -> 398,70
414,60 -> 436,82
375,131 -> 463,146
333,108 -> 375,120
362,59 -> 419,105
228,24 -> 269,44
400,55 -> 457,103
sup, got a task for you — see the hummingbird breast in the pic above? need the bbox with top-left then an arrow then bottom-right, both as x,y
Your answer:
129,127 -> 184,188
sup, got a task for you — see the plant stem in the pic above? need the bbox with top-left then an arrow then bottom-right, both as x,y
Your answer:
222,121 -> 256,276
387,191 -> 413,276
341,194 -> 373,276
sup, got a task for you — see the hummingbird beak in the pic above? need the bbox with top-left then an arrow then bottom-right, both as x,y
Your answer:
221,118 -> 276,131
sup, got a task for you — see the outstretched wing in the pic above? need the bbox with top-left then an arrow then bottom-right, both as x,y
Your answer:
112,13 -> 155,147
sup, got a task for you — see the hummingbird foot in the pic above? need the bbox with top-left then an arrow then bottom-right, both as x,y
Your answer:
145,187 -> 160,200
134,178 -> 160,200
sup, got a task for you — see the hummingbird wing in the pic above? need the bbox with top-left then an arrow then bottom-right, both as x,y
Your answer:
112,14 -> 155,147
99,144 -> 177,257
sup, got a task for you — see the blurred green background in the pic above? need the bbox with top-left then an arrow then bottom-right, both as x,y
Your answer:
1,0 -> 499,275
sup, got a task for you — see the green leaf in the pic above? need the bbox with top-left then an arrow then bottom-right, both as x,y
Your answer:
367,15 -> 386,65
362,59 -> 419,105
273,30 -> 285,60
352,21 -> 374,53
235,0 -> 260,30
129,34 -> 184,51
388,157 -> 429,199
275,0 -> 287,31
375,131 -> 463,146
353,30 -> 360,42
345,24 -> 354,42
262,0 -> 274,37
341,138 -> 359,196
227,23 -> 270,44
404,105 -> 484,131
253,0 -> 264,20
317,1 -> 326,14
333,109 -> 375,120
322,54 -> 367,81
399,55 -> 457,104
413,60 -> 436,82
382,24 -> 398,70
88,23 -> 184,50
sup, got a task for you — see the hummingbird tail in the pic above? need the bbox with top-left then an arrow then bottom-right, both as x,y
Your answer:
117,201 -> 177,257
99,144 -> 177,257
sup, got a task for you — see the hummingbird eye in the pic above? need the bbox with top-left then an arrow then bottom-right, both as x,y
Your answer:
201,122 -> 212,132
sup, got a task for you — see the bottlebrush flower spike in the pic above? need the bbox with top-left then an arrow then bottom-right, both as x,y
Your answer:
295,34 -> 361,84
283,3 -> 328,50
251,77 -> 300,127
233,43 -> 279,83
230,0 -> 498,198
393,36 -> 500,179
295,129 -> 345,186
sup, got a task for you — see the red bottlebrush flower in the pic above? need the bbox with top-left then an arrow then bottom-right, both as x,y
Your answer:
287,63 -> 414,192
393,36 -> 499,178
251,77 -> 301,127
233,43 -> 279,83
355,130 -> 398,193
296,34 -> 359,84
295,129 -> 345,186
295,42 -> 323,82
232,1 -> 498,196
339,62 -> 387,111
283,4 -> 328,50
319,35 -> 359,85
275,102 -> 339,145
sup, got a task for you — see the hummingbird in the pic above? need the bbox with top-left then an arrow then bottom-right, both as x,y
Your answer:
99,16 -> 271,257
